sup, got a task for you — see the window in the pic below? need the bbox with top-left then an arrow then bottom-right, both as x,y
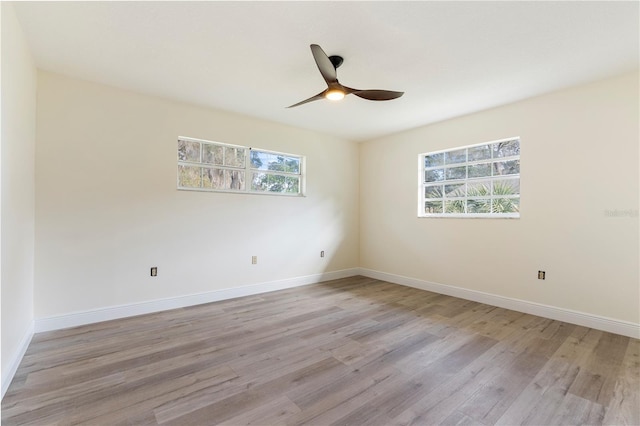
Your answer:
177,137 -> 304,196
419,137 -> 520,218
249,150 -> 301,194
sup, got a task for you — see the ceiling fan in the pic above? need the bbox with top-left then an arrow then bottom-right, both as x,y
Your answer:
287,44 -> 404,108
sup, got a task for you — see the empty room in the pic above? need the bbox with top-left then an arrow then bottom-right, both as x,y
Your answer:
2,1 -> 639,425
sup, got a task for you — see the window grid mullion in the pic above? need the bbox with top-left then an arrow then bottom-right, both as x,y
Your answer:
419,137 -> 520,217
423,155 -> 519,172
178,138 -> 303,196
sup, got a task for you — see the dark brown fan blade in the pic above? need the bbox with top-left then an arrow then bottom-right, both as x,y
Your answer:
310,44 -> 338,85
287,90 -> 327,108
351,89 -> 404,101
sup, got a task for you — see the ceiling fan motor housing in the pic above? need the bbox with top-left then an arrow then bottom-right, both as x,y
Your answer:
329,55 -> 343,69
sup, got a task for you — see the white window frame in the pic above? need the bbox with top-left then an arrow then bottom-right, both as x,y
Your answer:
418,137 -> 520,218
177,136 -> 305,196
248,147 -> 305,195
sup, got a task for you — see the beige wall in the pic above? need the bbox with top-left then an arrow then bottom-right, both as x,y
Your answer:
32,70 -> 640,324
360,71 -> 639,324
1,3 -> 37,383
35,71 -> 359,318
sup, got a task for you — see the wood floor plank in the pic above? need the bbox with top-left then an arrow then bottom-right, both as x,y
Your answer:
332,333 -> 499,425
286,367 -> 410,426
157,357 -> 343,425
217,395 -> 301,426
391,327 -> 540,424
56,364 -> 238,425
2,276 -> 637,426
440,410 -> 485,426
567,330 -> 629,406
602,338 -> 640,426
456,349 -> 549,424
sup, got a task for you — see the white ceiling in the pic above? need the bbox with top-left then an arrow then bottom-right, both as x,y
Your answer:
13,1 -> 639,142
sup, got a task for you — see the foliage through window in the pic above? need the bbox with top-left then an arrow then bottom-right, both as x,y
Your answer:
178,137 -> 303,196
249,150 -> 301,194
419,137 -> 520,218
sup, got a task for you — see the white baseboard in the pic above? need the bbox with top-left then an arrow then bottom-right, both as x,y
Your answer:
34,267 -> 640,337
15,266 -> 637,398
34,268 -> 359,333
17,268 -> 609,401
358,268 -> 640,339
2,321 -> 34,400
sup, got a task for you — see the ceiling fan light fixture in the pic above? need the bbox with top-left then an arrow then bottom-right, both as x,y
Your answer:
325,89 -> 345,101
287,44 -> 403,108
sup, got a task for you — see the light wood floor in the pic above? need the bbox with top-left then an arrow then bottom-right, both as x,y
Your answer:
2,276 -> 639,425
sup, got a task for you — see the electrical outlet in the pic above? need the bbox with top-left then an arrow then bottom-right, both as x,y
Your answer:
150,267 -> 157,277
538,270 -> 545,280
252,256 -> 257,265
320,250 -> 325,258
